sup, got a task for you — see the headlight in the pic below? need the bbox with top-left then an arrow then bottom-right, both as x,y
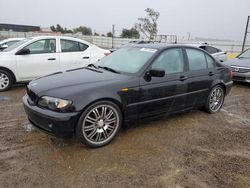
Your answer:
38,96 -> 72,111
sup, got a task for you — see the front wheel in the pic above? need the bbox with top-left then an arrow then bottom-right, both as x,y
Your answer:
0,70 -> 13,92
76,101 -> 122,148
205,85 -> 225,113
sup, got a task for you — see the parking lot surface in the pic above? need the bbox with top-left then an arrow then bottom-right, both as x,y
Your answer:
0,84 -> 249,188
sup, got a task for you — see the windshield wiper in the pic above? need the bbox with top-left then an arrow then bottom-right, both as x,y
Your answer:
98,66 -> 120,74
87,64 -> 99,69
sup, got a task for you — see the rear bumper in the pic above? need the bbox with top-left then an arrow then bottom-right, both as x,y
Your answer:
22,94 -> 80,138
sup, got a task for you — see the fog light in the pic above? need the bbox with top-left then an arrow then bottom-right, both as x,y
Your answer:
48,124 -> 53,128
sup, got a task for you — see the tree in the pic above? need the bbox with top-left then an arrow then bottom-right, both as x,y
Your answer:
65,29 -> 73,34
73,26 -> 92,35
121,27 -> 140,39
50,25 -> 56,32
135,8 -> 160,39
107,32 -> 113,37
94,32 -> 100,36
56,24 -> 65,33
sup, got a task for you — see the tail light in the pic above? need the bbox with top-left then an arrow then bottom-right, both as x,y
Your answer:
104,52 -> 111,56
230,69 -> 233,79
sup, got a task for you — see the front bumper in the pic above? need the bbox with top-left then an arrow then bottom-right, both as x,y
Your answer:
232,72 -> 250,83
22,94 -> 80,138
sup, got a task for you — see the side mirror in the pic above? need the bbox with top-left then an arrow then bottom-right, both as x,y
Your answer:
149,69 -> 165,77
16,48 -> 30,55
0,44 -> 8,49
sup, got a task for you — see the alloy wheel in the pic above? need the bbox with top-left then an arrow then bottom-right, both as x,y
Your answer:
0,72 -> 10,90
209,87 -> 224,112
82,104 -> 120,144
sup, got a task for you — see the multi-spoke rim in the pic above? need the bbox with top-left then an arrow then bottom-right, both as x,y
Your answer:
82,104 -> 119,144
0,73 -> 9,90
209,87 -> 224,112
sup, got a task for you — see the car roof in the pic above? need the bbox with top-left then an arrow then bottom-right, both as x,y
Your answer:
6,38 -> 25,41
181,43 -> 203,47
27,35 -> 91,45
130,43 -> 202,50
29,35 -> 82,40
0,38 -> 25,42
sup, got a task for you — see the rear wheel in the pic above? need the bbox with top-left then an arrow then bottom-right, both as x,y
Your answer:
76,101 -> 122,148
0,70 -> 13,92
205,85 -> 225,113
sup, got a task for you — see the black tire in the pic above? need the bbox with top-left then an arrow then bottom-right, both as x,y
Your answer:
76,100 -> 122,148
205,85 -> 225,113
0,69 -> 13,92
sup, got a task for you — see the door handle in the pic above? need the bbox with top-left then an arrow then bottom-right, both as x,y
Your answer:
82,56 -> 90,59
179,76 -> 188,81
209,72 -> 214,76
48,58 -> 56,61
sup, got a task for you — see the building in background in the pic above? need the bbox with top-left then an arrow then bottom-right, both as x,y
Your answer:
0,23 -> 40,32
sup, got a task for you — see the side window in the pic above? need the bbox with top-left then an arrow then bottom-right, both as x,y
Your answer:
79,42 -> 89,51
61,39 -> 79,52
25,39 -> 56,54
152,48 -> 184,74
206,54 -> 215,68
61,40 -> 88,52
186,48 -> 207,71
205,46 -> 219,54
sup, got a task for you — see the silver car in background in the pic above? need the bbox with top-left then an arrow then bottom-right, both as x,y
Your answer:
185,43 -> 227,62
224,48 -> 250,83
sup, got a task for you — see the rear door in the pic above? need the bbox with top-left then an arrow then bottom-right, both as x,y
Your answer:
184,48 -> 216,108
59,39 -> 90,70
16,38 -> 60,80
138,47 -> 188,118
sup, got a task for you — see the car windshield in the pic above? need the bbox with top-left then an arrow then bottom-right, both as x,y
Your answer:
97,47 -> 157,74
238,48 -> 250,58
2,38 -> 31,52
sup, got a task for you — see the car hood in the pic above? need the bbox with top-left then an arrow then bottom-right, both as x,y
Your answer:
28,68 -> 130,94
225,58 -> 250,67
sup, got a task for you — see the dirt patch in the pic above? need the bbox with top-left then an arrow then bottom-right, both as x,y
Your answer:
0,83 -> 249,188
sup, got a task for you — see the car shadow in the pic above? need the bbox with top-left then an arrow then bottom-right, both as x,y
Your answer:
233,81 -> 250,88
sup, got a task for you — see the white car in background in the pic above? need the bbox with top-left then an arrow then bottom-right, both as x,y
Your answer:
185,43 -> 227,62
0,38 -> 25,51
0,36 -> 110,91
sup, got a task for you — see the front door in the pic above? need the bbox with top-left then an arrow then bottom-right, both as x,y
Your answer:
138,48 -> 188,119
16,38 -> 60,80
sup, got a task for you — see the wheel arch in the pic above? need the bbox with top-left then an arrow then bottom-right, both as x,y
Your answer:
0,66 -> 16,83
211,80 -> 227,93
75,97 -> 124,128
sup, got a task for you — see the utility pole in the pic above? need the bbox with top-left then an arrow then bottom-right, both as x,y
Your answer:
112,24 -> 115,48
242,16 -> 250,52
187,32 -> 191,40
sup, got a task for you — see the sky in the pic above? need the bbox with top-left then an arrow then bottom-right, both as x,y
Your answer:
0,0 -> 250,40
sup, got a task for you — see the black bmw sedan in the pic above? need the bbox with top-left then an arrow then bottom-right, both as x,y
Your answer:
23,44 -> 233,147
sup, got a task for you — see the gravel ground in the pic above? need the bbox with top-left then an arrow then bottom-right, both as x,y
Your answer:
0,83 -> 249,188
